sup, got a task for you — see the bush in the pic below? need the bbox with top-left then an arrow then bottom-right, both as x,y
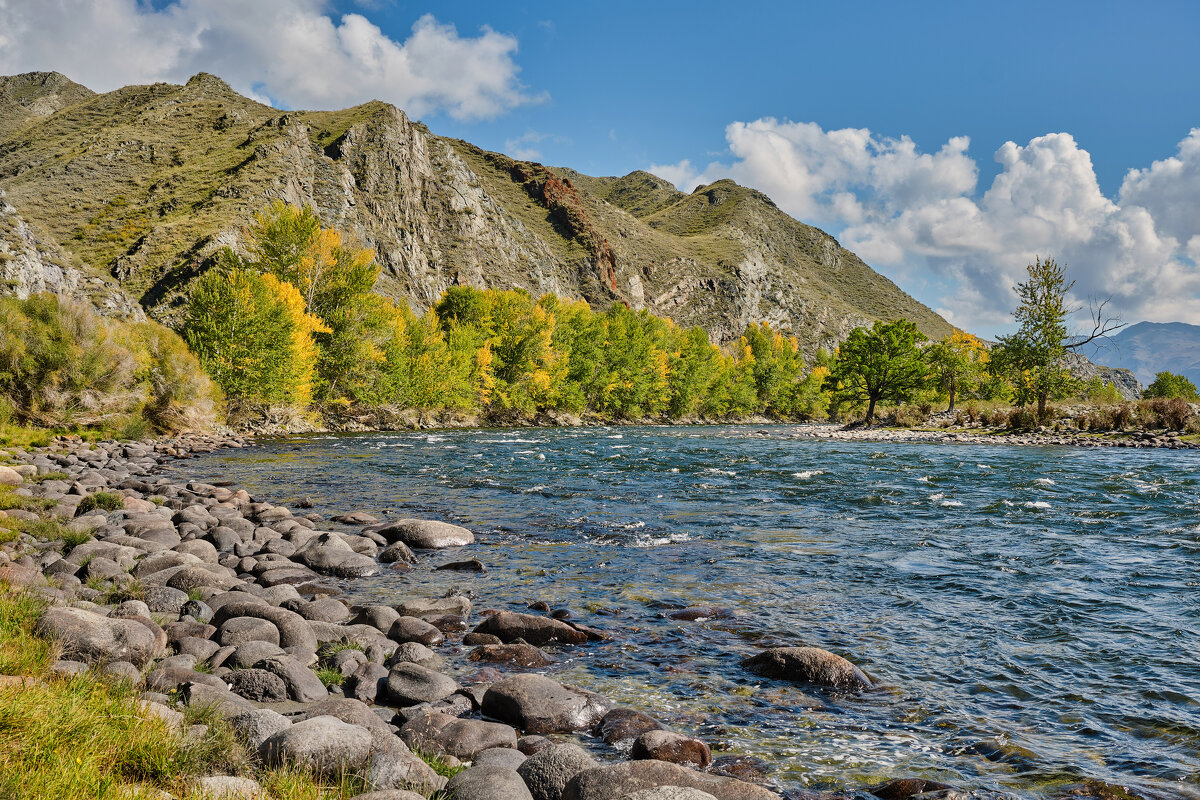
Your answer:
1138,397 -> 1192,430
75,491 -> 125,516
1007,407 -> 1038,430
0,294 -> 220,434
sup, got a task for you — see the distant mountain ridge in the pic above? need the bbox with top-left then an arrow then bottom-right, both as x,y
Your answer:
0,70 -> 954,354
1081,321 -> 1200,387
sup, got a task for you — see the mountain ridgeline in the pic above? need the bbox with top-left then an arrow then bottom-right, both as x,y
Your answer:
0,71 -> 953,354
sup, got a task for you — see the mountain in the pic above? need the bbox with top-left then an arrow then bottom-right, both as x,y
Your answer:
0,70 -> 954,353
1080,321 -> 1200,387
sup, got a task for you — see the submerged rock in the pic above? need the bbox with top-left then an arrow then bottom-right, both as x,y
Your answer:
741,647 -> 872,691
375,519 -> 474,549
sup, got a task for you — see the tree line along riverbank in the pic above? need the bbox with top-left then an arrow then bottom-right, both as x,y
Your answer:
0,433 -> 1141,800
4,203 -> 1199,449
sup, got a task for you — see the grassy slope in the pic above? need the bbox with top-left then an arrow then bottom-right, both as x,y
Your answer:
0,71 -> 955,347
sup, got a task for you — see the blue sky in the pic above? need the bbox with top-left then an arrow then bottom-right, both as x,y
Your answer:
2,0 -> 1199,335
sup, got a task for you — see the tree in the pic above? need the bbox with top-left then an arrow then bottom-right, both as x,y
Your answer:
925,331 -> 988,411
990,256 -> 1123,418
1143,371 -> 1199,400
824,319 -> 928,425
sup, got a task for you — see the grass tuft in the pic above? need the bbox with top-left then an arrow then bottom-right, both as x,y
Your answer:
75,491 -> 125,516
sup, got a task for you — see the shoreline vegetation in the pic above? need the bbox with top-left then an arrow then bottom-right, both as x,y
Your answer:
0,433 -> 1151,800
4,203 -> 1199,453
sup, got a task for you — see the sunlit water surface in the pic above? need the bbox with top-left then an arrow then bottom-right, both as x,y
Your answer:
176,426 -> 1200,799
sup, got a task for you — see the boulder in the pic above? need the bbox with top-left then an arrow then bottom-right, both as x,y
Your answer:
471,612 -> 588,647
621,790 -> 719,800
481,674 -> 610,735
596,709 -> 664,745
388,616 -> 444,647
444,764 -> 533,800
256,655 -> 329,703
35,606 -> 162,666
562,761 -> 781,800
375,519 -> 474,549
349,662 -> 390,705
399,711 -> 518,760
365,749 -> 448,795
0,465 -> 23,486
294,533 -> 380,578
388,641 -> 444,671
190,776 -> 265,799
741,647 -> 872,691
230,708 -> 291,750
379,542 -> 416,564
632,731 -> 712,768
182,682 -> 256,717
218,616 -> 281,647
469,643 -> 554,668
868,779 -> 958,800
228,668 -> 290,702
259,715 -> 373,778
210,601 -> 319,653
386,663 -> 459,706
395,596 -> 472,619
518,743 -> 599,800
474,747 -> 527,770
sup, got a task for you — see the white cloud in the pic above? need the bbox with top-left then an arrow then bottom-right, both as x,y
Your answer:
649,121 -> 1200,333
0,0 -> 537,119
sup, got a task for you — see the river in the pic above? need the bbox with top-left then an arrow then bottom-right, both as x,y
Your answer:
174,425 -> 1200,799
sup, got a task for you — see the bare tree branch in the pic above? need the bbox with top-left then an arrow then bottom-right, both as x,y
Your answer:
1064,296 -> 1126,350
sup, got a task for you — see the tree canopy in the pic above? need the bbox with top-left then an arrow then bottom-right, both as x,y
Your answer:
824,319 -> 928,425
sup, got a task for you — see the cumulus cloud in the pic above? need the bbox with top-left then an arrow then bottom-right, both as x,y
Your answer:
650,121 -> 1200,332
0,0 -> 537,119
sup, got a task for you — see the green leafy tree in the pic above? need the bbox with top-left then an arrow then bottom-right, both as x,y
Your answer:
737,323 -> 808,416
925,331 -> 988,412
1143,371 -> 1199,400
990,256 -> 1124,418
824,319 -> 928,425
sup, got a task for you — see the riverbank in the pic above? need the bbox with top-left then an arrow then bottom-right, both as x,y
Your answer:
0,432 -> 1168,800
783,422 -> 1200,449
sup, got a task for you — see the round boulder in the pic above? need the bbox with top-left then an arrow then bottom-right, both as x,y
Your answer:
259,715 -> 373,778
518,743 -> 599,800
35,606 -> 162,667
386,663 -> 459,706
376,519 -> 474,549
482,674 -> 610,735
445,764 -> 533,800
470,611 -> 588,647
741,646 -> 872,691
632,731 -> 712,768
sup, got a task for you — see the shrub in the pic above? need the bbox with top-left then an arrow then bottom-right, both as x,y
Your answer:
75,491 -> 124,516
1007,407 -> 1038,430
1138,397 -> 1192,430
0,294 -> 220,434
1143,371 -> 1199,401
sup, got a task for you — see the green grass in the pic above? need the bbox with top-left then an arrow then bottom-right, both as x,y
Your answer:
314,667 -> 345,689
0,586 -> 391,800
10,517 -> 72,543
75,491 -> 124,516
0,486 -> 55,513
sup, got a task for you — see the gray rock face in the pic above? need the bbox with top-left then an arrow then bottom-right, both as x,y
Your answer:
471,611 -> 588,647
482,674 -> 610,735
35,606 -> 163,666
632,731 -> 712,768
597,709 -> 664,745
741,646 -> 872,691
388,615 -> 445,646
386,662 -> 459,706
230,708 -> 291,750
389,641 -> 444,671
256,655 -> 329,703
562,761 -> 781,800
259,715 -> 374,778
228,668 -> 290,702
445,764 -> 534,800
376,519 -> 474,549
400,710 -> 517,759
474,747 -> 527,769
469,643 -> 554,668
621,790 -> 719,800
518,743 -> 599,800
218,616 -> 281,647
294,532 -> 380,578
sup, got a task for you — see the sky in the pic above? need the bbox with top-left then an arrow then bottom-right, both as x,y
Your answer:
1,0 -> 1198,338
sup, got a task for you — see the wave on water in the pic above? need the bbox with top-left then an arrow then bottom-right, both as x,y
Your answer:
794,470 -> 824,479
1034,478 -> 1056,486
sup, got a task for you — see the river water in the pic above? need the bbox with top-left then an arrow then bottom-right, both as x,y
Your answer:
176,426 -> 1200,799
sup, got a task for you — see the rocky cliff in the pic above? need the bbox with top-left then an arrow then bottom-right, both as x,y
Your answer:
0,71 -> 954,353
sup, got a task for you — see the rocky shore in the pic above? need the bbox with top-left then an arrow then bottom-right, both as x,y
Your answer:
784,422 -> 1200,449
0,434 -> 1144,800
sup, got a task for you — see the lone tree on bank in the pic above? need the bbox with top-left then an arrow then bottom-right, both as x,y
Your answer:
824,319 -> 928,426
989,256 -> 1125,419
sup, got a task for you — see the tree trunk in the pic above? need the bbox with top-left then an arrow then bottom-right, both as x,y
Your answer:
1037,392 -> 1047,420
865,396 -> 877,426
947,377 -> 956,413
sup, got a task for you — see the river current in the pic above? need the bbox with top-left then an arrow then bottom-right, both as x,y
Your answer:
176,426 -> 1200,799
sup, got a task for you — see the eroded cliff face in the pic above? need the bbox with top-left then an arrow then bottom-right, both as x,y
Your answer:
0,192 -> 143,319
0,71 -> 954,354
